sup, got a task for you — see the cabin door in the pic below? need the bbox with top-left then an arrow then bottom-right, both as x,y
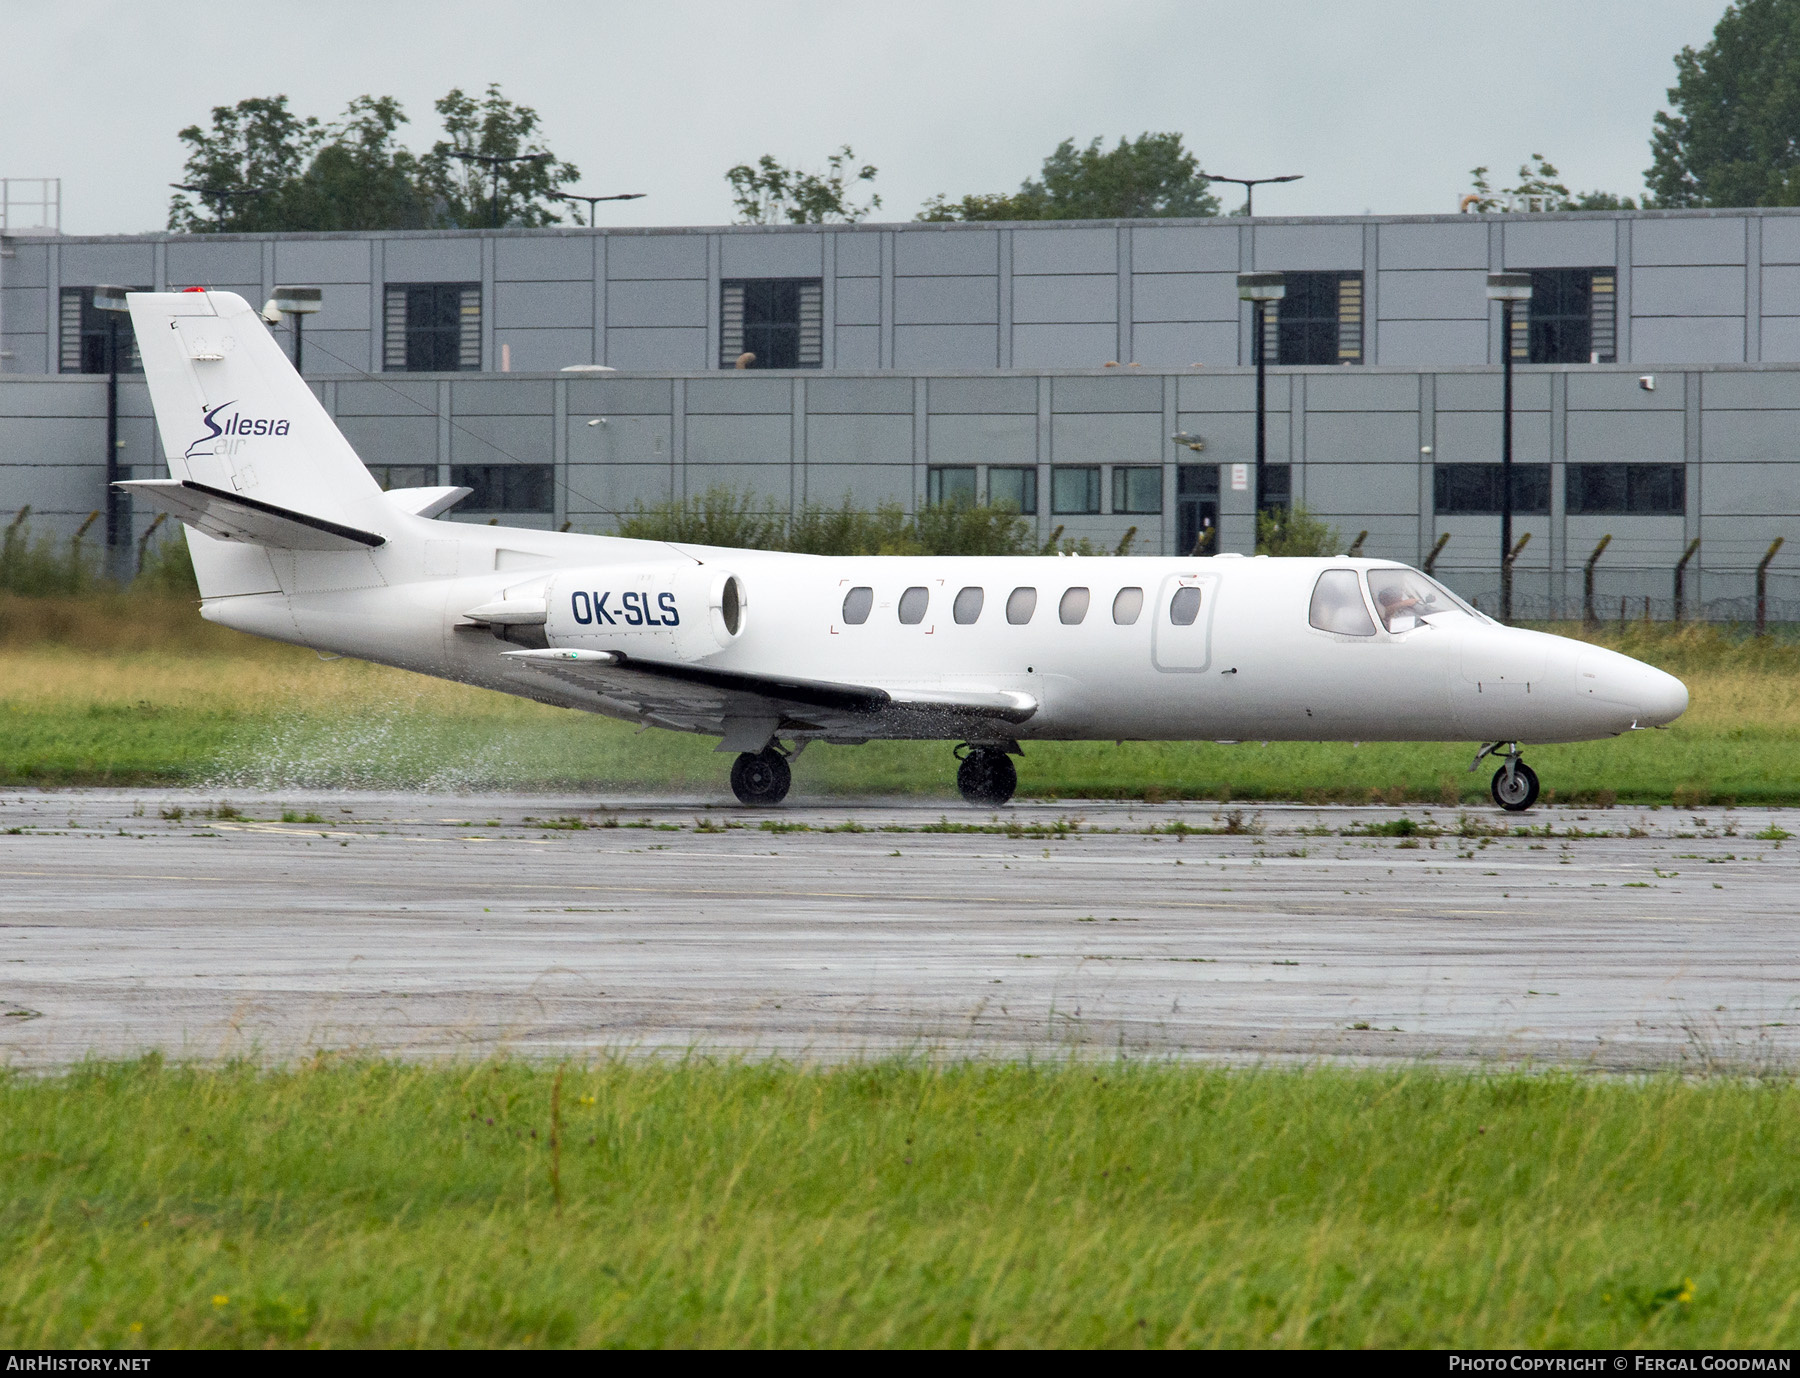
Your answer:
1151,573 -> 1218,672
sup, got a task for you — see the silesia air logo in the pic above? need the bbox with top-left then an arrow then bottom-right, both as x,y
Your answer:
185,399 -> 292,459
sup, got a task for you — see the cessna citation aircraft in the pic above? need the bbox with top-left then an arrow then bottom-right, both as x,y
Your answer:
120,290 -> 1688,810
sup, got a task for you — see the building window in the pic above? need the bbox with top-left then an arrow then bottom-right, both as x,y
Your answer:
1265,272 -> 1363,365
1565,463 -> 1685,516
720,279 -> 823,369
1177,464 -> 1218,556
1510,269 -> 1616,364
987,466 -> 1038,515
1111,466 -> 1163,514
58,288 -> 145,373
926,466 -> 977,506
1433,464 -> 1552,515
368,465 -> 436,491
1262,463 -> 1292,513
385,283 -> 480,372
448,464 -> 554,512
1051,466 -> 1101,515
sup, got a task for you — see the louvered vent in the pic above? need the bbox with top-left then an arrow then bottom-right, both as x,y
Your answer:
719,282 -> 745,365
1589,270 -> 1617,363
383,286 -> 409,371
459,286 -> 482,369
796,280 -> 823,366
1335,274 -> 1363,364
59,289 -> 84,373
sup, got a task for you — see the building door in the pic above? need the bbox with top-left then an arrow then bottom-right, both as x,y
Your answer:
1176,464 -> 1218,555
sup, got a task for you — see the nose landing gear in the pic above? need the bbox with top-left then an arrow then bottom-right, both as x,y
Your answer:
956,745 -> 1018,806
730,747 -> 792,806
1471,741 -> 1540,812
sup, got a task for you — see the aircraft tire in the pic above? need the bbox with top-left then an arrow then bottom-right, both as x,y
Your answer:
1490,760 -> 1540,812
730,748 -> 791,806
957,748 -> 1017,807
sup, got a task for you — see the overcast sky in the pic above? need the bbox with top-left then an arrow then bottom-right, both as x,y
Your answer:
0,0 -> 1730,236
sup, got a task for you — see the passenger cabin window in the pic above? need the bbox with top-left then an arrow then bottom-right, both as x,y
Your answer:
1168,586 -> 1202,626
1112,587 -> 1144,624
1366,569 -> 1474,632
1309,570 -> 1376,636
898,586 -> 929,625
953,586 -> 984,624
842,586 -> 873,625
1006,587 -> 1037,624
1059,587 -> 1090,624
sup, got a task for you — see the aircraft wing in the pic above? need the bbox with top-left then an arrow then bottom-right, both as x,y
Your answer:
118,479 -> 386,551
500,647 -> 1038,739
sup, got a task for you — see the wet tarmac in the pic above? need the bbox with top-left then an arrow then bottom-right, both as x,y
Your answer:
1,790 -> 1795,1070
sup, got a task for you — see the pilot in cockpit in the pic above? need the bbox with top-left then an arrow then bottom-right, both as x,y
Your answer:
1374,584 -> 1423,632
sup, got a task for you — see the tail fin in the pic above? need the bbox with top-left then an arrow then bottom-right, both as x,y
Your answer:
128,290 -> 382,523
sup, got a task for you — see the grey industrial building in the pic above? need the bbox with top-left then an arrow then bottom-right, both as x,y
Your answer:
4,207 -> 1800,615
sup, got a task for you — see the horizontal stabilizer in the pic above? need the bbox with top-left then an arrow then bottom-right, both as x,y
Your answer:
118,479 -> 386,551
385,485 -> 471,519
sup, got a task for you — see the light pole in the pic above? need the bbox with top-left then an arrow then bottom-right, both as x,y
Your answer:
92,285 -> 131,580
449,150 -> 554,228
1238,271 -> 1286,548
557,191 -> 647,225
1200,172 -> 1302,217
272,286 -> 322,373
1486,271 -> 1533,622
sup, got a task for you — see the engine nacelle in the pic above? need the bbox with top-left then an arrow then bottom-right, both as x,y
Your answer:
542,563 -> 745,661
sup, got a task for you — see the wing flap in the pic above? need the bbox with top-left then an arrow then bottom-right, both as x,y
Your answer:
118,479 -> 385,551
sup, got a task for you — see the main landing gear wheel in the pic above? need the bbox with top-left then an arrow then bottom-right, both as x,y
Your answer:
956,747 -> 1017,807
1491,760 -> 1540,812
730,748 -> 791,806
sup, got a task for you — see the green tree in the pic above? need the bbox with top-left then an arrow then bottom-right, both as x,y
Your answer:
1648,0 -> 1800,207
168,96 -> 325,233
725,146 -> 881,224
919,133 -> 1219,222
418,84 -> 579,228
284,97 -> 432,232
1463,155 -> 1636,213
1256,505 -> 1341,558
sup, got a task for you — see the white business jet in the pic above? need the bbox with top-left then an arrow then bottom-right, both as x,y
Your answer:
119,290 -> 1687,811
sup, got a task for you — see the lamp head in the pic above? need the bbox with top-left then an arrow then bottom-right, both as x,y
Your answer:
273,285 -> 322,316
92,284 -> 131,313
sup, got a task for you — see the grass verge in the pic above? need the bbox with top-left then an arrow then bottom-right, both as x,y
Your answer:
0,1058 -> 1794,1348
3,595 -> 1798,803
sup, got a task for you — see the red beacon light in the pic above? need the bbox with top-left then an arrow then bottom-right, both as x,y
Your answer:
181,286 -> 208,293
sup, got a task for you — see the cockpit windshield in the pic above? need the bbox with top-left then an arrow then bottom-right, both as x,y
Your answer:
1365,568 -> 1478,632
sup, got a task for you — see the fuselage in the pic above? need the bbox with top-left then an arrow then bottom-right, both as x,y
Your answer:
199,513 -> 1689,748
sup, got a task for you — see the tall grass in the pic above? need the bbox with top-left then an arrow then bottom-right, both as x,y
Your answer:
0,510 -> 196,599
0,1058 -> 1794,1348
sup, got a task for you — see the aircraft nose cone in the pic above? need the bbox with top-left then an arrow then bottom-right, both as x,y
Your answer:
1577,648 -> 1688,727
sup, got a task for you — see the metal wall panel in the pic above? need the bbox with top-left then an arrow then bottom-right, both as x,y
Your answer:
1700,408 -> 1800,458
1053,375 -> 1162,412
1566,373 -> 1685,409
1632,265 -> 1746,316
1631,217 -> 1746,265
894,276 -> 998,324
1012,324 -> 1119,368
1252,224 -> 1363,270
1170,411 -> 1289,461
1129,321 -> 1238,366
1176,373 -> 1290,411
1377,319 -> 1487,365
806,378 -> 914,412
492,328 -> 589,371
804,413 -> 912,464
57,243 -> 157,284
835,277 -> 880,325
1302,411 -> 1418,460
450,380 -> 554,414
683,463 -> 791,500
335,414 -> 437,462
3,242 -> 50,286
566,414 -> 672,464
719,233 -> 824,278
927,377 -> 1037,413
1760,317 -> 1800,362
270,240 -> 371,284
0,287 -> 47,334
0,380 -> 104,416
1432,410 -> 1552,463
447,414 -> 553,463
1433,372 -> 1552,410
892,230 -> 999,276
334,379 -> 438,415
1011,227 -> 1117,275
1305,372 -> 1419,411
1377,268 -> 1488,319
1502,219 -> 1617,268
834,327 -> 879,367
926,413 -> 1037,464
1378,221 -> 1488,269
494,236 -> 596,281
1565,409 -> 1684,460
1050,411 -> 1163,459
1012,274 -> 1118,323
1761,265 -> 1800,316
494,280 -> 592,328
1698,372 -> 1800,408
1129,225 -> 1239,273
565,378 -> 673,414
685,412 -> 790,463
606,278 -> 706,327
1130,272 -> 1237,322
834,232 -> 882,276
563,462 -> 673,516
606,235 -> 707,279
1632,317 -> 1745,363
800,463 -> 913,506
685,377 -> 792,413
1302,462 -> 1420,512
380,238 -> 481,282
892,325 -> 997,368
